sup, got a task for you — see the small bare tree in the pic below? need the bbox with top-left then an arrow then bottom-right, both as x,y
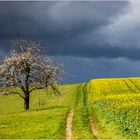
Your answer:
0,37 -> 63,110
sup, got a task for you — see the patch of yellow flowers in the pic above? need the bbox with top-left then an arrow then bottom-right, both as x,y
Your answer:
87,77 -> 140,138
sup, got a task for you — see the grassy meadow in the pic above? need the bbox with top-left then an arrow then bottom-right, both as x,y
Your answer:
0,84 -> 78,139
1,77 -> 140,138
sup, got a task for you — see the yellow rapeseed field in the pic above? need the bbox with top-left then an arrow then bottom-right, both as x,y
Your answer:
88,77 -> 140,139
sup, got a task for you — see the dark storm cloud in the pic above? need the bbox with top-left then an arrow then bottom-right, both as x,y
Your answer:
57,56 -> 140,83
0,1 -> 132,60
0,1 -> 124,36
48,44 -> 140,61
1,1 -> 140,83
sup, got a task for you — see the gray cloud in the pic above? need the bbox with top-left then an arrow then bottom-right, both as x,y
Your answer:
57,56 -> 140,83
1,1 -> 140,83
0,1 -> 130,59
101,1 -> 140,49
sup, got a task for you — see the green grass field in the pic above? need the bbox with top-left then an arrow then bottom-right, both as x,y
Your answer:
1,77 -> 140,138
0,84 -> 78,139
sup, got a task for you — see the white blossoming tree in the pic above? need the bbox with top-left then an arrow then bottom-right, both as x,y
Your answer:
0,37 -> 63,110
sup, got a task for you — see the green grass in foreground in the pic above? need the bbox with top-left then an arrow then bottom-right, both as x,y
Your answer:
0,84 -> 78,139
0,108 -> 67,139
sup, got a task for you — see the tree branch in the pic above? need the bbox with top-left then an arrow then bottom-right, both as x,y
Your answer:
29,86 -> 45,93
50,83 -> 62,95
0,90 -> 25,99
10,91 -> 25,99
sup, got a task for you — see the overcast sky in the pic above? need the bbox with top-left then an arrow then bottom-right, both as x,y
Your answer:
0,1 -> 140,83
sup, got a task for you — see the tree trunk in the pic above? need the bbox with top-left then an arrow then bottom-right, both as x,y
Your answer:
24,94 -> 30,110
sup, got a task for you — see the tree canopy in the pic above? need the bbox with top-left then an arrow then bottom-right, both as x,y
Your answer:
0,37 -> 64,109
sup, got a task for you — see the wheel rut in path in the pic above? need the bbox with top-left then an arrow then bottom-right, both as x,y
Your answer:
66,109 -> 74,140
83,83 -> 98,137
65,83 -> 98,139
